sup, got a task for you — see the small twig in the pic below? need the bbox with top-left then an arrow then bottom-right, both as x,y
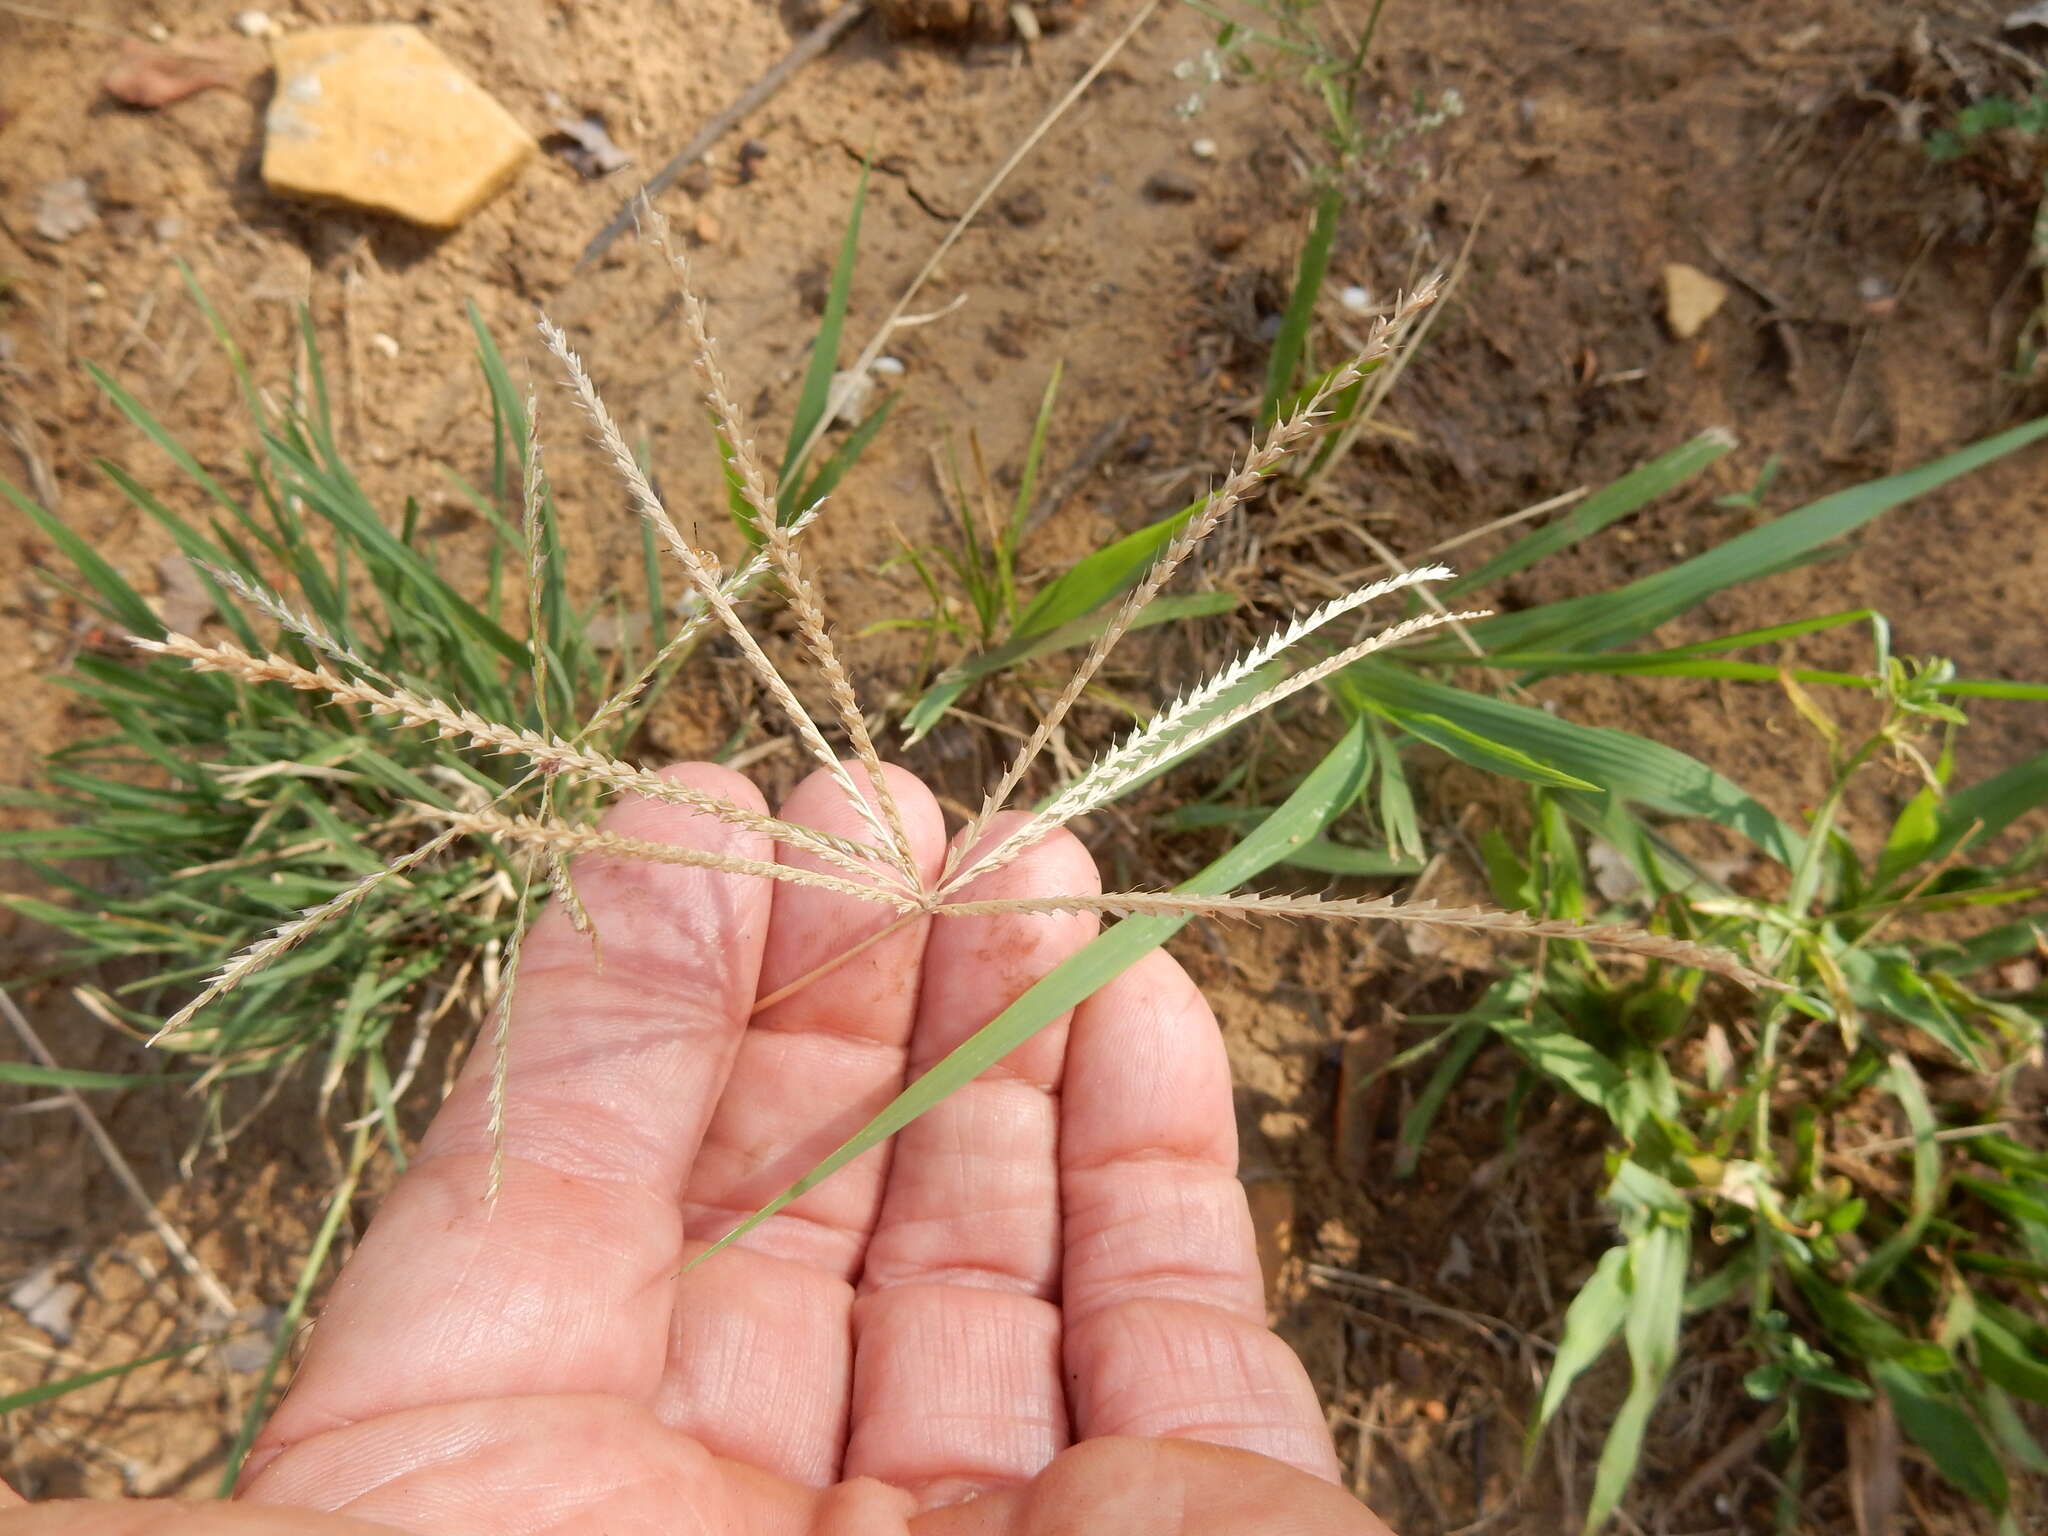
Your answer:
1,988 -> 237,1319
0,0 -> 130,31
576,0 -> 873,272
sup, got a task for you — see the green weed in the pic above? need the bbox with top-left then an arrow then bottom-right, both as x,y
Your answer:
1421,645 -> 2048,1531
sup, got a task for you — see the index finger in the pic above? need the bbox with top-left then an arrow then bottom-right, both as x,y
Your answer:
250,764 -> 776,1468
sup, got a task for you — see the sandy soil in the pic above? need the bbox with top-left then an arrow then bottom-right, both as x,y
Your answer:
4,0 -> 2046,1529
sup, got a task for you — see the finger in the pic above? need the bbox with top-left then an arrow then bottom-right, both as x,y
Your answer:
1058,951 -> 1341,1481
915,1438 -> 1394,1536
655,762 -> 946,1486
846,819 -> 1101,1504
253,766 -> 774,1467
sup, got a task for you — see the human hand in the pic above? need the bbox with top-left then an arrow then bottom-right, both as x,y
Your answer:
2,762 -> 1392,1535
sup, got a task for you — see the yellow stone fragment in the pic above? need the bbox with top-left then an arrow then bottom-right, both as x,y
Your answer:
1661,262 -> 1730,341
262,25 -> 535,229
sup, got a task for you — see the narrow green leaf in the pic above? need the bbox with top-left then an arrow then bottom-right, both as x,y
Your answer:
1259,184 -> 1344,429
1852,1053 -> 1941,1289
784,164 -> 872,492
0,1061 -> 187,1090
1449,429 -> 1735,597
0,1341 -> 208,1412
1460,415 -> 2048,660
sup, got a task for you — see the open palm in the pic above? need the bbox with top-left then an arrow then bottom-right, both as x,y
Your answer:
6,762 -> 1387,1536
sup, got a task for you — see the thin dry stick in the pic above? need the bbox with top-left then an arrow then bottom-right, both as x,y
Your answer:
1,989 -> 237,1317
789,0 -> 1165,478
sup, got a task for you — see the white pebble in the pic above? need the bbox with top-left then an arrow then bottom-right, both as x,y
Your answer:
146,22 -> 170,41
871,355 -> 906,377
233,9 -> 277,38
1339,285 -> 1372,314
83,280 -> 109,302
1190,137 -> 1217,160
370,332 -> 401,359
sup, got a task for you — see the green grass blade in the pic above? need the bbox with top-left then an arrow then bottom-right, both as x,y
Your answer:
1337,664 -> 1805,865
4,477 -> 163,637
0,1062 -> 188,1089
1457,416 -> 2048,660
1009,496 -> 1204,639
1259,184 -> 1343,429
784,164 -> 872,495
796,392 -> 896,512
1447,429 -> 1736,598
1584,1165 -> 1691,1533
0,1341 -> 208,1413
1394,1019 -> 1485,1178
1010,362 -> 1065,545
689,720 -> 1375,1268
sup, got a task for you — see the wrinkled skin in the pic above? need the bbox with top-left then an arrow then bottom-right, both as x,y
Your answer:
2,764 -> 1395,1536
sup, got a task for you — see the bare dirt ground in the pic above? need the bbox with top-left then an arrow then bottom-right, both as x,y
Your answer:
4,0 -> 2046,1530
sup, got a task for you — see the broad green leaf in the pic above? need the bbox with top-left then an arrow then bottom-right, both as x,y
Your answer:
1979,1384 -> 2048,1474
1975,1306 -> 2048,1404
1585,1210 -> 1690,1533
1873,784 -> 1945,891
1531,1241 -> 1630,1438
1448,429 -> 1735,597
1335,664 -> 1804,866
1874,1360 -> 2009,1511
1925,751 -> 2048,869
690,720 -> 1376,1267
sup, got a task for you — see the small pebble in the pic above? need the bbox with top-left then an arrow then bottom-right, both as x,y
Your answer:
1339,285 -> 1371,314
1190,137 -> 1217,160
83,280 -> 109,302
370,331 -> 401,359
153,214 -> 184,241
871,355 -> 906,377
233,9 -> 276,38
146,22 -> 170,40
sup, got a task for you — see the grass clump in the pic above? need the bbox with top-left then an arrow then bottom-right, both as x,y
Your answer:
0,286 -> 663,1138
